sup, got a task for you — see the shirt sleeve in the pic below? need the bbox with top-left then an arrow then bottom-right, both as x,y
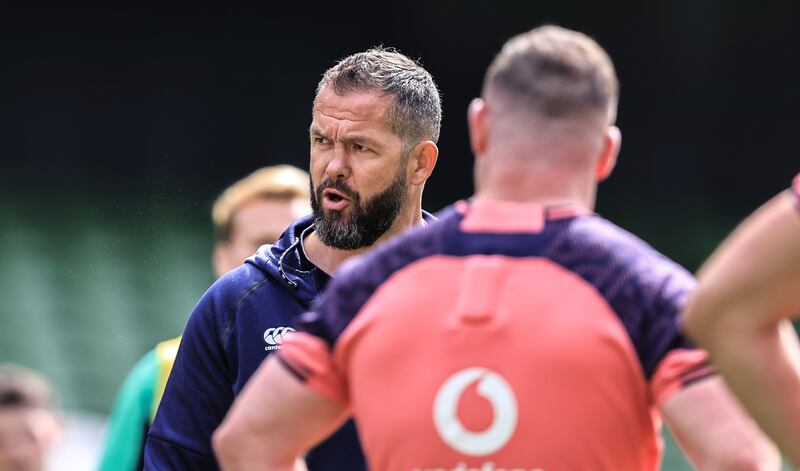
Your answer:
277,330 -> 348,405
144,284 -> 234,470
647,270 -> 715,408
97,349 -> 157,471
650,348 -> 713,407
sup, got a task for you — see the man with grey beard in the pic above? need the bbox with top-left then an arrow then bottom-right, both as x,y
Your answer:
214,26 -> 778,471
144,46 -> 440,471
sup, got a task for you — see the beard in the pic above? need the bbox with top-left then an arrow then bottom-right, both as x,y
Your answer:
310,167 -> 407,250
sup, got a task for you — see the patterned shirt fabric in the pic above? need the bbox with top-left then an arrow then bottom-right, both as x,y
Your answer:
279,199 -> 711,471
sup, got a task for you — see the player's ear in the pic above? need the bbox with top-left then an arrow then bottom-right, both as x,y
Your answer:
595,125 -> 621,181
467,98 -> 489,157
408,140 -> 438,186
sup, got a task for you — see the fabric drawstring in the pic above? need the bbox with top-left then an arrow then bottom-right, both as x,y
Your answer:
277,237 -> 301,290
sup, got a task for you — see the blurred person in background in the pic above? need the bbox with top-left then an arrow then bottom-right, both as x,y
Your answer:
214,26 -> 779,471
146,46 -> 440,470
684,174 -> 800,464
96,165 -> 310,471
0,363 -> 62,471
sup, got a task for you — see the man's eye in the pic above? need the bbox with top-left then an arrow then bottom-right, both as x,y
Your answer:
313,136 -> 328,145
353,143 -> 369,152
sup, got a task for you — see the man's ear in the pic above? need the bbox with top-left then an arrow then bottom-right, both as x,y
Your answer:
467,98 -> 489,157
47,412 -> 64,447
408,140 -> 439,186
31,409 -> 63,450
212,242 -> 230,279
595,125 -> 621,181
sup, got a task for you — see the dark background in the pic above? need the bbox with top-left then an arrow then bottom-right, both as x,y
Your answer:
0,3 -> 797,467
3,3 -> 798,212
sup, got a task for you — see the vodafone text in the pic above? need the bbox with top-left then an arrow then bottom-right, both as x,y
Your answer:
412,463 -> 543,471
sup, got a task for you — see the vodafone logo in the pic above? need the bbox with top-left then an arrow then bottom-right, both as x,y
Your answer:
433,368 -> 518,456
263,326 -> 295,350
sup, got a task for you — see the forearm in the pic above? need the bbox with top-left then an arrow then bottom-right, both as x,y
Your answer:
214,357 -> 345,471
213,415 -> 302,471
218,457 -> 300,471
662,376 -> 780,471
705,319 -> 800,465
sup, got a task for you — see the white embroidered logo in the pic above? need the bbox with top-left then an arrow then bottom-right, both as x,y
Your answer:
433,368 -> 518,456
263,327 -> 295,351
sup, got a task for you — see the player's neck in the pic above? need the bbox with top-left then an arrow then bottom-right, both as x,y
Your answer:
304,202 -> 424,276
475,161 -> 597,209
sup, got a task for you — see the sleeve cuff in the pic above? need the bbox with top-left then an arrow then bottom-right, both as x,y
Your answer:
650,348 -> 716,408
278,332 -> 348,405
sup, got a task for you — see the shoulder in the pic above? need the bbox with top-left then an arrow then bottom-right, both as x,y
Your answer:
557,215 -> 692,278
128,349 -> 158,380
124,348 -> 159,390
545,215 -> 699,378
193,261 -> 283,324
183,262 -> 281,349
205,263 -> 273,308
555,215 -> 665,256
154,336 -> 181,373
111,348 -> 158,411
546,215 -> 695,309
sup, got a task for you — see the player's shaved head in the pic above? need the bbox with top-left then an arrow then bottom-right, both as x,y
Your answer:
484,25 -> 618,125
468,25 -> 622,206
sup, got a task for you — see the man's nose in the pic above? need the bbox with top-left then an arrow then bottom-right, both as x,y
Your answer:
325,145 -> 351,181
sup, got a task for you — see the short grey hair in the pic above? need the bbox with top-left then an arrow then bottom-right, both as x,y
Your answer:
317,46 -> 442,150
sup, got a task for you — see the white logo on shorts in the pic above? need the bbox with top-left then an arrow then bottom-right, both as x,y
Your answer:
433,367 -> 518,456
263,326 -> 295,350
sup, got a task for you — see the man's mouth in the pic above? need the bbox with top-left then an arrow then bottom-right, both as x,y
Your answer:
322,189 -> 351,210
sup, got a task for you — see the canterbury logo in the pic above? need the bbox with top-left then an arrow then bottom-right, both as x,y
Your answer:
433,368 -> 518,456
263,327 -> 295,350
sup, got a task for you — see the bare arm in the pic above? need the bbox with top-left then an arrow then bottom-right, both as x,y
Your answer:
684,192 -> 800,463
212,356 -> 349,471
687,191 -> 800,328
661,376 -> 780,470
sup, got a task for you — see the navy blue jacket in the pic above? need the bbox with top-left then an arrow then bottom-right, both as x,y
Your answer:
145,213 -> 434,470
